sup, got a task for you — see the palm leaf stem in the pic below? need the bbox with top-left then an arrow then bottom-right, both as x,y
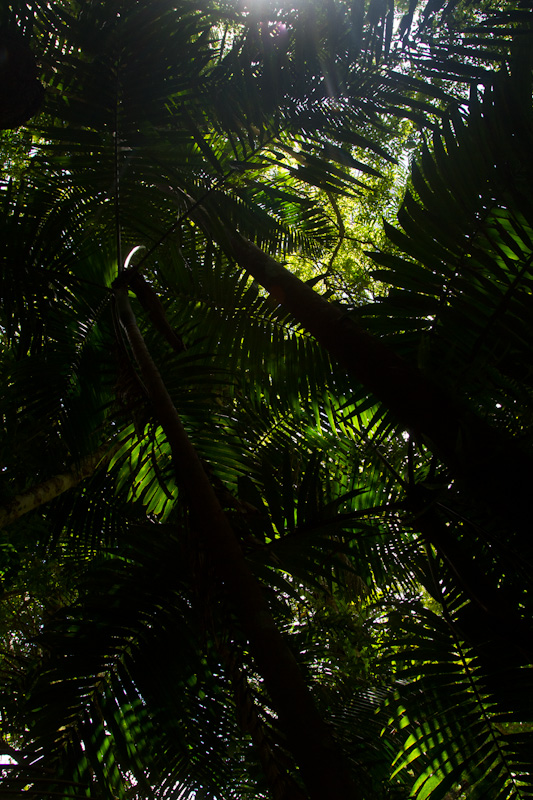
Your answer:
223,231 -> 532,535
112,283 -> 360,800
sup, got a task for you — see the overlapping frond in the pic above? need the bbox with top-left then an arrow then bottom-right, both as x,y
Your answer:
1,1 -> 533,798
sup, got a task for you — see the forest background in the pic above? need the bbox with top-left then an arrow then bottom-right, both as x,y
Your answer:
0,1 -> 532,799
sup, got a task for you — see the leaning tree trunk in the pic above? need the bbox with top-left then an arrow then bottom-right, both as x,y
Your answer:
113,283 -> 361,800
0,444 -> 118,529
223,231 -> 533,537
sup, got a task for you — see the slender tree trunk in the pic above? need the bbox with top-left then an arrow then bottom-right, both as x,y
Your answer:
0,444 -> 117,529
224,232 -> 533,534
113,285 -> 360,800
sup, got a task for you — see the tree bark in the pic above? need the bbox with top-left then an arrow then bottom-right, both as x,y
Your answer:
0,444 -> 116,529
113,285 -> 361,800
224,232 -> 533,534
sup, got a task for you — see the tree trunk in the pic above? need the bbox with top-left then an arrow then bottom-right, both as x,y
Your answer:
114,284 -> 361,800
0,444 -> 116,529
225,232 -> 533,535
